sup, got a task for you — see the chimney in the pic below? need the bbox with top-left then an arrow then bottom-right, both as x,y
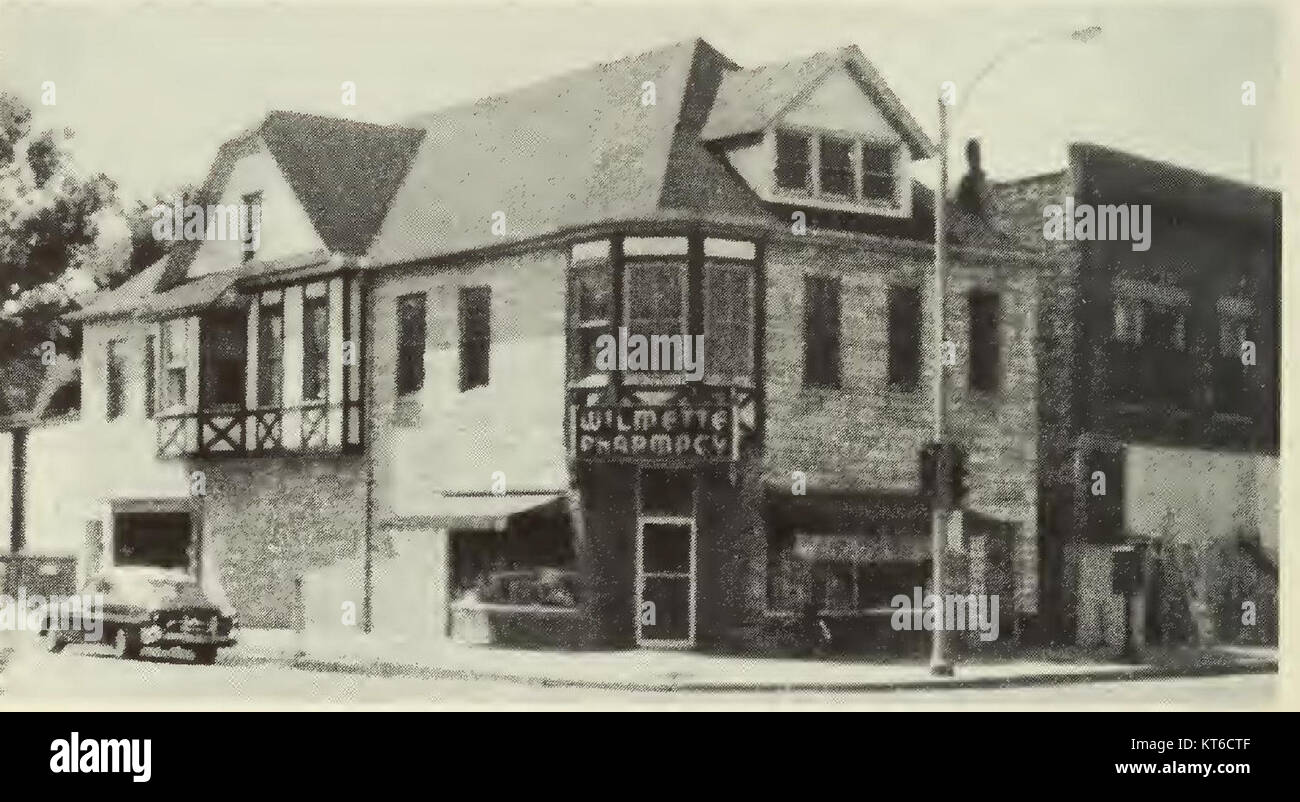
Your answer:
955,138 -> 987,218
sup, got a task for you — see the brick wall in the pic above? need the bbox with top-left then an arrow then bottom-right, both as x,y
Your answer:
195,456 -> 366,628
761,233 -> 1040,613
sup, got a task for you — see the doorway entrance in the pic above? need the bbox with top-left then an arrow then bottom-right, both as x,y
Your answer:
634,468 -> 696,647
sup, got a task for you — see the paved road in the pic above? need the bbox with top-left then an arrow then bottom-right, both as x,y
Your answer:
0,641 -> 1280,709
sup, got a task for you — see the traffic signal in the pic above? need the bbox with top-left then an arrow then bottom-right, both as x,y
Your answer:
950,444 -> 969,507
919,442 -> 940,501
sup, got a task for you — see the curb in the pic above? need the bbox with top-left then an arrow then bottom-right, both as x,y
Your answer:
276,652 -> 1278,693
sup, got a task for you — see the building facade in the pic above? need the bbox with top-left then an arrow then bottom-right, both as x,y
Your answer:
987,143 -> 1281,649
5,39 -> 1045,654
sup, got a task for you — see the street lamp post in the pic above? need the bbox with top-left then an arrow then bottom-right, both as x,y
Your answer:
927,25 -> 1102,677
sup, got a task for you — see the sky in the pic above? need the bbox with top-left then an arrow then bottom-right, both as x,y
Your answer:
0,0 -> 1284,206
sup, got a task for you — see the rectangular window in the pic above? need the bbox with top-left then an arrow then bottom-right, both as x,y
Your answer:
161,318 -> 188,409
302,290 -> 330,402
819,137 -> 855,197
968,290 -> 1000,393
201,310 -> 247,408
887,285 -> 921,389
144,334 -> 156,418
105,339 -> 125,420
257,299 -> 284,407
571,260 -> 613,380
396,293 -> 426,395
704,263 -> 754,380
803,275 -> 841,388
625,262 -> 686,345
861,144 -> 896,202
458,286 -> 491,391
241,191 -> 262,263
775,130 -> 812,191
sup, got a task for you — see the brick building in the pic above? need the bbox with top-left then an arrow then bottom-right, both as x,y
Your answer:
3,39 -> 1043,653
986,143 -> 1280,649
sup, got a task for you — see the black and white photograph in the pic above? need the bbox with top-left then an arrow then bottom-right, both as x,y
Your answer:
0,0 -> 1290,743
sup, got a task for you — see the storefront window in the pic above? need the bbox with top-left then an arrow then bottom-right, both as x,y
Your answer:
704,263 -> 754,382
449,505 -> 576,607
570,259 -> 613,381
767,527 -> 930,613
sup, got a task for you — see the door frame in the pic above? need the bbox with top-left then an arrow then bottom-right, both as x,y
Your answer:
633,467 -> 697,648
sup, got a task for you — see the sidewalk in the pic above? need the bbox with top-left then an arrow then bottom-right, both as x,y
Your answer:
233,630 -> 1278,692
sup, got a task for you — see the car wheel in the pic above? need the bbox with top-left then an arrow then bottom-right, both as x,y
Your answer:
193,646 -> 218,665
113,627 -> 141,660
42,625 -> 65,654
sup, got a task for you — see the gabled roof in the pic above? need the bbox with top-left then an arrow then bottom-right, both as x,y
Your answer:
699,45 -> 934,158
259,111 -> 425,255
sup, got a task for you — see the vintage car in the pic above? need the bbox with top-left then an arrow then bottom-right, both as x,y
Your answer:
40,567 -> 238,664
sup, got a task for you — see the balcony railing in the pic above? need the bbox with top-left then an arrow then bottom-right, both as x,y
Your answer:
156,401 -> 363,458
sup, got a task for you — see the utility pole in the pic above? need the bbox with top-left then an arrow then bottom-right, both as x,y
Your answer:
929,94 -> 953,677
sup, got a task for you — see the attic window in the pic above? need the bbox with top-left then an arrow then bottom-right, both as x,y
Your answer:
819,137 -> 855,198
775,131 -> 812,191
861,145 -> 896,202
241,191 -> 262,263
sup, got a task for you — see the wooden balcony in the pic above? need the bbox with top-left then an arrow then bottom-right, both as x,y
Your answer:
156,401 -> 363,458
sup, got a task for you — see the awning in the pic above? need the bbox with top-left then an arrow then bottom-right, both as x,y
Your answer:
398,494 -> 566,532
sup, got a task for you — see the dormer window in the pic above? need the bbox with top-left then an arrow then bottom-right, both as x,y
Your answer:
773,129 -> 901,209
775,131 -> 812,191
861,144 -> 896,202
819,137 -> 855,198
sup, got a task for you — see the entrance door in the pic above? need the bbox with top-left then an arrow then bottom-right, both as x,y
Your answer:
635,468 -> 696,647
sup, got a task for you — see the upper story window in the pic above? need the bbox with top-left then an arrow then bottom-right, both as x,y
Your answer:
396,292 -> 426,396
860,145 -> 897,203
1113,299 -> 1145,345
803,274 -> 841,388
458,286 -> 491,391
625,262 -> 687,343
161,319 -> 188,410
571,259 -> 613,381
775,129 -> 900,207
302,286 -> 330,403
968,290 -> 1000,394
887,285 -> 921,390
704,263 -> 754,382
819,137 -> 855,198
775,131 -> 812,191
241,191 -> 262,263
105,338 -> 125,421
257,294 -> 285,408
201,309 -> 246,409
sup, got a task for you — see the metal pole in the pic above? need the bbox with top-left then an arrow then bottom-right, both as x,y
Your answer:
929,95 -> 952,677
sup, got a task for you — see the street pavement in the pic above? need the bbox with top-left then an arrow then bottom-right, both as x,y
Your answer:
0,639 -> 1281,709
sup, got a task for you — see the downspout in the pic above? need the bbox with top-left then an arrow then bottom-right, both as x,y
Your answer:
8,427 -> 27,595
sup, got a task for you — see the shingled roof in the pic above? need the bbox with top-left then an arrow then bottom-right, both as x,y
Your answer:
71,38 -> 947,320
699,45 -> 933,159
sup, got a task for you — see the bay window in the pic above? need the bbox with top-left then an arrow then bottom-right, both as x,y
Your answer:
625,261 -> 687,347
704,263 -> 754,382
200,309 -> 246,409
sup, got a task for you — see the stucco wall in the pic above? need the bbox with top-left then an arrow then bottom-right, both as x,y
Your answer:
369,247 -> 570,519
1124,444 -> 1279,554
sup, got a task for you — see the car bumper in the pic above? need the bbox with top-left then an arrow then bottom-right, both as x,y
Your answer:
142,627 -> 236,648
